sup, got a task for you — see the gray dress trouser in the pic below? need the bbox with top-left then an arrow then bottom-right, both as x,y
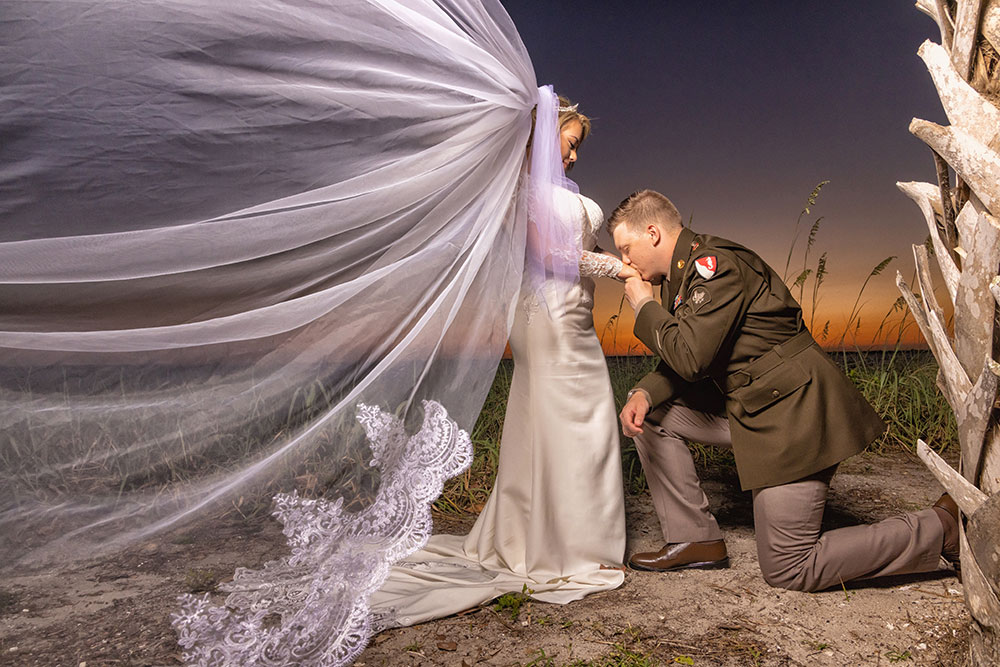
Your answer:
633,402 -> 944,592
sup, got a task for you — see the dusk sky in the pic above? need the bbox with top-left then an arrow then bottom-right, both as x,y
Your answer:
501,1 -> 948,352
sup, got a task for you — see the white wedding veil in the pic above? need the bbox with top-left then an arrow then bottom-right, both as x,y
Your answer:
1,0 -> 574,663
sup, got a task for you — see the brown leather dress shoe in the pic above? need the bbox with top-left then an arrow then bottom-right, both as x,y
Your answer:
932,493 -> 961,574
628,540 -> 729,572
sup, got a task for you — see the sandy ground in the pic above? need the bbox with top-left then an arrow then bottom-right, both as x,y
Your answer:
0,449 -> 969,666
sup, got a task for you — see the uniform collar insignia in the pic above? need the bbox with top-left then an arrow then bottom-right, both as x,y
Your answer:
669,227 -> 697,285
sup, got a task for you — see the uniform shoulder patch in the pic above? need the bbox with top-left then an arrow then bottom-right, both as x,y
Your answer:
694,255 -> 717,280
688,285 -> 712,312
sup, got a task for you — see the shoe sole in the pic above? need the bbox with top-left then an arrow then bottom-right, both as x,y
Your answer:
628,557 -> 730,573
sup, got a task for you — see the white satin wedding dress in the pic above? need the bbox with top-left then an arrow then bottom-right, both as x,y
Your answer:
369,191 -> 626,629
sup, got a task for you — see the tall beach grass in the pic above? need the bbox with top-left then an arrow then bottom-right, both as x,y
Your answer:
434,349 -> 956,514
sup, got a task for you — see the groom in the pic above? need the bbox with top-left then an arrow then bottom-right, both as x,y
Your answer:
609,189 -> 958,592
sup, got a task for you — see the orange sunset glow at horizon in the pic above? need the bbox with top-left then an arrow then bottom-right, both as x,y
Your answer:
587,262 -> 940,356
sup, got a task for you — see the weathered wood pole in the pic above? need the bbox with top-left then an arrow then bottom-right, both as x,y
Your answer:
900,1 -> 1000,663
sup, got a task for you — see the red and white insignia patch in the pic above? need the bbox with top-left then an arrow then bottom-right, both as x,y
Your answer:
694,255 -> 717,280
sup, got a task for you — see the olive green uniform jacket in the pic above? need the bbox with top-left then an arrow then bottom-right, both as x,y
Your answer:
632,227 -> 885,491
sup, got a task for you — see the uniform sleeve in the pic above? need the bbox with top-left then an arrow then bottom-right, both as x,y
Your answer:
633,251 -> 746,382
634,360 -> 690,407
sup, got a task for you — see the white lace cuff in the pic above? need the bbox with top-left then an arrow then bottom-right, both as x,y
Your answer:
579,250 -> 624,279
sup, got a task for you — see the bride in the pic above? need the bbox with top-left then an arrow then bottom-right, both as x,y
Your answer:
369,94 -> 635,629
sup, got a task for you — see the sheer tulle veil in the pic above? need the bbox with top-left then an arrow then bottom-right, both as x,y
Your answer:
2,0 -> 581,663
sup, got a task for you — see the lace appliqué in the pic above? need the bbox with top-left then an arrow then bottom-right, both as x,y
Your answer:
520,286 -> 543,324
578,251 -> 623,280
172,400 -> 472,666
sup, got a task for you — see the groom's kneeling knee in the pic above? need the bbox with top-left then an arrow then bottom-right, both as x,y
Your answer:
754,527 -> 826,592
758,560 -> 816,592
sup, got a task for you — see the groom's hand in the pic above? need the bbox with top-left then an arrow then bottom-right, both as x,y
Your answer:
624,276 -> 654,311
620,390 -> 651,437
616,263 -> 640,282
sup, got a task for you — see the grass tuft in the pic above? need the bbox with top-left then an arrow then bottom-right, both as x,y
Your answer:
183,568 -> 220,594
493,584 -> 534,622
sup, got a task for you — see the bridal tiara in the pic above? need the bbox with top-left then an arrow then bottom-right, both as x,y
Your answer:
557,103 -> 578,113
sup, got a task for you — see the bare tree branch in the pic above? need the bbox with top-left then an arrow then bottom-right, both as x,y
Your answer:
933,150 -> 959,259
952,0 -> 986,80
896,268 -> 970,402
917,440 -> 987,514
897,181 -> 960,301
910,119 -> 1000,213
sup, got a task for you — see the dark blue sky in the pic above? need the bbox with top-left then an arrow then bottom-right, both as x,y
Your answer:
501,1 -> 946,347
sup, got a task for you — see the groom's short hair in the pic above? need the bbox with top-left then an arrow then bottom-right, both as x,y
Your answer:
606,189 -> 682,235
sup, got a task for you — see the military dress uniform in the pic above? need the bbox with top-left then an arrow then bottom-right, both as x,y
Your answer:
629,227 -> 945,591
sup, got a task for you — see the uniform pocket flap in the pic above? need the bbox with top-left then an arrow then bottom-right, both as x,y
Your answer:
733,361 -> 811,415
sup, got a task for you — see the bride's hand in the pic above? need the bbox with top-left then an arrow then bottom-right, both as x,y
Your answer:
616,264 -> 639,282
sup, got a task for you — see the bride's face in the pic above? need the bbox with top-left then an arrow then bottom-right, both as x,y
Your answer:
559,119 -> 583,172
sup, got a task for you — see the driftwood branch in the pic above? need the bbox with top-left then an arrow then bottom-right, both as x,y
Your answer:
910,119 -> 1000,213
959,521 -> 1000,625
955,176 -> 971,213
915,0 -> 944,24
984,1 -> 1000,53
914,243 -> 947,325
916,440 -> 988,514
962,359 -> 998,483
952,0 -> 986,80
932,151 -> 959,259
897,181 -> 960,301
914,0 -> 935,23
953,205 -> 1000,375
934,0 -> 957,47
917,41 -> 1000,150
966,491 -> 1000,601
896,268 -> 970,403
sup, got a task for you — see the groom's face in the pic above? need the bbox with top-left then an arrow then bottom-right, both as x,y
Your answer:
613,222 -> 665,283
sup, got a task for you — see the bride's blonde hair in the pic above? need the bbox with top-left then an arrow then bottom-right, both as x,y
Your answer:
556,95 -> 590,143
526,94 -> 590,154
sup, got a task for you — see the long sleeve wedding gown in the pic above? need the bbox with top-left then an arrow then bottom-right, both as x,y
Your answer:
369,190 -> 626,629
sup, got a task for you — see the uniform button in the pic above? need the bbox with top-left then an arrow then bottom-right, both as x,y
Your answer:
771,389 -> 780,398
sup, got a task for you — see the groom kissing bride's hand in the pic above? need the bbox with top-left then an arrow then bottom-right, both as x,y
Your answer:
607,188 -> 959,587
